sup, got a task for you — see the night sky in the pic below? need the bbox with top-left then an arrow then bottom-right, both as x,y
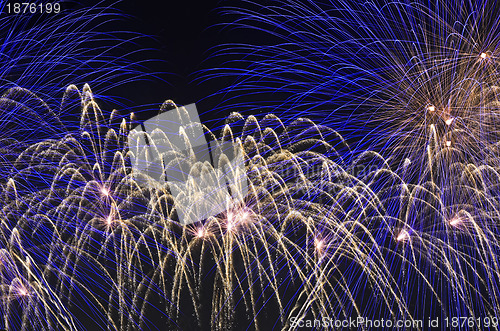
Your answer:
61,0 -> 254,128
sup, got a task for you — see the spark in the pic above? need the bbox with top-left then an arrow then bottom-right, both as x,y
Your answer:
101,186 -> 110,197
227,221 -> 235,232
396,230 -> 410,242
226,211 -> 237,232
240,211 -> 250,222
225,207 -> 254,233
196,227 -> 205,238
314,238 -> 325,252
480,52 -> 487,59
428,105 -> 436,112
446,140 -> 452,147
450,217 -> 461,226
445,118 -> 454,126
17,285 -> 28,297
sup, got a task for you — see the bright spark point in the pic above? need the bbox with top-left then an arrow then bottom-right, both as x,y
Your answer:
18,287 -> 28,296
446,140 -> 452,147
196,228 -> 205,238
101,187 -> 109,196
241,211 -> 248,219
314,238 -> 325,251
428,105 -> 435,112
225,208 -> 253,232
480,52 -> 487,59
445,118 -> 454,126
106,216 -> 113,225
397,230 -> 409,241
450,217 -> 461,226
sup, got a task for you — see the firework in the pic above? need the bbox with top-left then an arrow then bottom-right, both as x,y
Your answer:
2,0 -> 500,329
0,0 -> 156,154
208,0 -> 500,169
193,0 -> 500,328
0,85 -> 498,330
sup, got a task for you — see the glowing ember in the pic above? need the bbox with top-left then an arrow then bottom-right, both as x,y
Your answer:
397,230 -> 409,241
101,187 -> 109,196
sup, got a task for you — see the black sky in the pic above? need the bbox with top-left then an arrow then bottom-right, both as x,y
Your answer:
61,0 -> 235,124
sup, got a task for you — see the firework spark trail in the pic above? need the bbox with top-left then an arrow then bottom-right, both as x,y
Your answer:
0,86 -> 497,329
0,0 -> 149,102
0,0 -> 160,175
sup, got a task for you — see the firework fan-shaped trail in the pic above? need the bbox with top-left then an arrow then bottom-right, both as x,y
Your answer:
0,86 -> 499,330
0,0 -> 159,175
0,0 -> 148,103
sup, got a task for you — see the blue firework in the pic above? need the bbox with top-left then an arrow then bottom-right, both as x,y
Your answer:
206,0 -> 500,167
0,0 -> 156,144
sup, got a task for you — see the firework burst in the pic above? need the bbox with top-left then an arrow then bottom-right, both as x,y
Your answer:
207,0 -> 500,169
